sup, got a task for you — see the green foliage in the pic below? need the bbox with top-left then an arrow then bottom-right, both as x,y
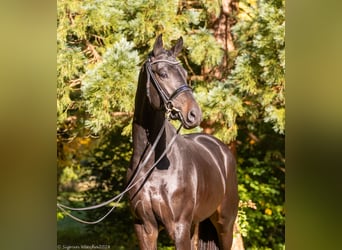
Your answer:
57,0 -> 285,248
121,0 -> 187,49
237,208 -> 249,237
200,0 -> 221,17
230,0 -> 285,134
236,122 -> 285,249
196,81 -> 245,142
81,37 -> 139,134
186,30 -> 224,67
58,130 -> 136,249
82,131 -> 136,249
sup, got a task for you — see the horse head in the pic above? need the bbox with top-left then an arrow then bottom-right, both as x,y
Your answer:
145,34 -> 202,129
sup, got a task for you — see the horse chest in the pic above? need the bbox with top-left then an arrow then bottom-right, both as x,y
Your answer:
133,172 -> 193,217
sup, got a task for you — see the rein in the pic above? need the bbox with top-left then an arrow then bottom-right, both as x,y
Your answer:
57,122 -> 183,224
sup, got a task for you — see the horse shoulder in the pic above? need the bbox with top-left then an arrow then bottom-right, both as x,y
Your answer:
183,133 -> 234,160
182,133 -> 236,187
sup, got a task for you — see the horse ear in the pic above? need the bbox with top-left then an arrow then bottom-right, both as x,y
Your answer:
171,37 -> 183,57
153,34 -> 164,56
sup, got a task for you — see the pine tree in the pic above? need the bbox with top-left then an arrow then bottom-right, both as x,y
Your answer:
231,0 -> 285,134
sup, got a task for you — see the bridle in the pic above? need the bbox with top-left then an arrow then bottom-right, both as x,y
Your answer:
145,57 -> 192,118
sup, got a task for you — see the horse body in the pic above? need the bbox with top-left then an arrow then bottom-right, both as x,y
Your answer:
127,35 -> 238,249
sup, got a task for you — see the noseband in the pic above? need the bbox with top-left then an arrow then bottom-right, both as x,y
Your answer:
145,57 -> 192,117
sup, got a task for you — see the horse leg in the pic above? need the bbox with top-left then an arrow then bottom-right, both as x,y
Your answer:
165,221 -> 192,250
134,218 -> 159,250
210,194 -> 239,249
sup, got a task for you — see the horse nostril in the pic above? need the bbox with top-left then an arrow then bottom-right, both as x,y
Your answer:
188,110 -> 196,123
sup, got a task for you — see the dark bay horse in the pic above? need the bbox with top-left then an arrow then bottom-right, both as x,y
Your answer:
127,34 -> 238,250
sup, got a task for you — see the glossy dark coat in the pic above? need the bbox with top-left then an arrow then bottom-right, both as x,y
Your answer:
127,35 -> 238,250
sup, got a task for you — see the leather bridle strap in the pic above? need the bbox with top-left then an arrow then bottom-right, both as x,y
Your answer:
145,58 -> 192,110
169,85 -> 192,100
146,60 -> 170,105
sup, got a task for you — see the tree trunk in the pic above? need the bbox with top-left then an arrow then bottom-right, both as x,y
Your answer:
206,0 -> 238,80
229,140 -> 245,250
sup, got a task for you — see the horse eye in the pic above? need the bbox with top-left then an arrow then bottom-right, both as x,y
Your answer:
159,72 -> 168,79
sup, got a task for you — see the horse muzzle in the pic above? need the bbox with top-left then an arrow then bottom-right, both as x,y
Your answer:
184,106 -> 202,129
171,105 -> 201,129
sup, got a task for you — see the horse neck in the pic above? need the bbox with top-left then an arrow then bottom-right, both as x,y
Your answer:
132,68 -> 171,156
132,100 -> 174,172
129,66 -> 181,175
134,107 -> 165,143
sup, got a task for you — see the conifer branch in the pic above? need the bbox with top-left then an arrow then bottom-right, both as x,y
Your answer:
69,78 -> 81,88
182,55 -> 196,76
83,40 -> 102,63
111,112 -> 133,118
67,9 -> 74,26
